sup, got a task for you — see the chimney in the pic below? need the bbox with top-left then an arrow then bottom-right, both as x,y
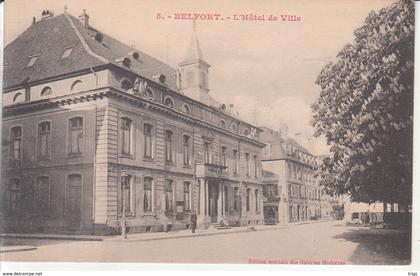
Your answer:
79,9 -> 89,28
41,10 -> 54,20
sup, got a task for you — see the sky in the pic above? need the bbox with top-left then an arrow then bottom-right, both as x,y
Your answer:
4,0 -> 395,155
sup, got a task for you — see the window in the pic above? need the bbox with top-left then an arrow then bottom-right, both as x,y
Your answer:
164,97 -> 174,108
220,120 -> 226,128
68,117 -> 83,154
234,187 -> 240,212
165,130 -> 174,163
233,150 -> 239,175
165,180 -> 174,211
224,185 -> 228,213
13,93 -> 24,103
221,146 -> 227,167
26,56 -> 39,67
183,135 -> 191,166
184,182 -> 190,211
255,189 -> 259,212
263,144 -> 272,156
144,124 -> 154,158
246,188 -> 251,211
40,87 -> 52,97
254,155 -> 258,178
120,175 -> 132,214
8,179 -> 21,211
245,153 -> 250,177
121,80 -> 132,91
37,121 -> 51,159
121,117 -> 132,155
145,88 -> 154,98
231,124 -> 237,132
288,184 -> 292,197
182,104 -> 191,114
62,47 -> 73,58
35,176 -> 50,213
204,142 -> 210,163
10,126 -> 22,164
144,177 -> 153,212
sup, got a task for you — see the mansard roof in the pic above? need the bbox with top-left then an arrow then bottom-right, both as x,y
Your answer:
4,13 -> 177,91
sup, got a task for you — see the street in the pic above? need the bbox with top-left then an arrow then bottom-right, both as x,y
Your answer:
0,221 -> 410,265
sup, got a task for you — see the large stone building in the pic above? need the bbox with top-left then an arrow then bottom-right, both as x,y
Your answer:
260,126 -> 336,224
1,10 -> 265,235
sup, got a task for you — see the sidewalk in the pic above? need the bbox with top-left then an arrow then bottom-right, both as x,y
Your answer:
0,233 -> 105,241
0,245 -> 37,253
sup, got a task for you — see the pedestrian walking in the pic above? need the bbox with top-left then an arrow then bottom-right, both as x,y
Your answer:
191,212 -> 197,233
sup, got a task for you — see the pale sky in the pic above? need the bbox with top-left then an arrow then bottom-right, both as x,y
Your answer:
4,0 -> 395,155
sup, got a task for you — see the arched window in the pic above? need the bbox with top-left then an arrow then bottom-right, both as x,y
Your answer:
68,117 -> 83,154
13,93 -> 24,103
164,97 -> 174,108
220,120 -> 226,128
243,129 -> 250,135
121,79 -> 132,91
10,126 -> 22,164
182,104 -> 191,114
231,124 -> 237,132
40,87 -> 52,97
71,80 -> 83,92
145,87 -> 154,98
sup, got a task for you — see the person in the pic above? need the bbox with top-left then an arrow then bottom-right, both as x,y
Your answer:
191,212 -> 197,233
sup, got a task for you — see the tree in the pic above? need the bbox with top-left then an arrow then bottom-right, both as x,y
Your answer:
311,0 -> 414,206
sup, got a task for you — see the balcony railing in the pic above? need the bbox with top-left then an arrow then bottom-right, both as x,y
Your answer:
195,162 -> 228,179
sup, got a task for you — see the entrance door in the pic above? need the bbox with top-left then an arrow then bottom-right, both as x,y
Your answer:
208,183 -> 219,223
66,174 -> 82,229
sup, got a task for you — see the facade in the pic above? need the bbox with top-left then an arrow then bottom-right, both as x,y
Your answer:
1,10 -> 265,235
260,126 -> 335,224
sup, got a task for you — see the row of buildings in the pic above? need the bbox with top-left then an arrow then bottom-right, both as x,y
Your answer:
1,10 -> 338,235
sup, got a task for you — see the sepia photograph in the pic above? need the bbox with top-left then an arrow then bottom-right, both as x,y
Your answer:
0,0 -> 416,271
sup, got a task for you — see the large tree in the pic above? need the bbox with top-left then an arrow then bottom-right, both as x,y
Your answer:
311,0 -> 414,205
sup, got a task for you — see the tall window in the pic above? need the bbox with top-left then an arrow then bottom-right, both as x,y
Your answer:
121,117 -> 132,155
224,185 -> 228,213
253,155 -> 258,178
165,180 -> 174,211
255,189 -> 259,212
37,122 -> 51,159
221,146 -> 227,167
183,135 -> 191,166
234,187 -> 240,211
68,117 -> 83,154
144,177 -> 153,212
204,142 -> 210,163
35,176 -> 50,213
184,182 -> 190,211
144,124 -> 153,158
233,150 -> 239,175
9,179 -> 21,211
10,126 -> 22,164
245,153 -> 250,177
246,188 -> 251,211
120,175 -> 132,214
165,130 -> 174,163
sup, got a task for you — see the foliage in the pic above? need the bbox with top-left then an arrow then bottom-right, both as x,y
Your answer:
311,0 -> 414,205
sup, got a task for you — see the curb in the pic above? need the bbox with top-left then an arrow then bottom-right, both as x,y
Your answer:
0,233 -> 104,241
0,246 -> 37,253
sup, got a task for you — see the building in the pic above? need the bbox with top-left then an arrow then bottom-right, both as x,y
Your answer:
1,10 -> 265,235
260,126 -> 335,224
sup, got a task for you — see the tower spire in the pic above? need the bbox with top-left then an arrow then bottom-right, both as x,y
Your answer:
182,20 -> 205,63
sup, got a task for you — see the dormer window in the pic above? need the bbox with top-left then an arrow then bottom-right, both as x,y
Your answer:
40,87 -> 52,97
62,48 -> 73,59
121,79 -> 132,91
182,104 -> 191,114
26,55 -> 39,67
164,97 -> 174,108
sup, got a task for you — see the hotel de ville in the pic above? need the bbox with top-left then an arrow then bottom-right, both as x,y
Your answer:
1,10 -> 266,235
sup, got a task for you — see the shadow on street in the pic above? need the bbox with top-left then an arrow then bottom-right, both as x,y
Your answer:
333,226 -> 411,265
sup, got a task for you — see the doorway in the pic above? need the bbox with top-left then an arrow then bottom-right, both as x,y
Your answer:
208,182 -> 219,223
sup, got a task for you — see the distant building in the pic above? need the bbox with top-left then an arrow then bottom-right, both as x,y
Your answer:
260,126 -> 337,224
1,10 -> 265,235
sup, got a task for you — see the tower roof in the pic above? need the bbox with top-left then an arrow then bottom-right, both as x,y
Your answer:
181,21 -> 207,65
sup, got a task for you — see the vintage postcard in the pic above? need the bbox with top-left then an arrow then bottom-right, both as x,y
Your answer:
0,0 -> 417,273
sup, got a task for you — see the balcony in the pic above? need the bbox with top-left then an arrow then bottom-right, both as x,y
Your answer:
195,162 -> 228,179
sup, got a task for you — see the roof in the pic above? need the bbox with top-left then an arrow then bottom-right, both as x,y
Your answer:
4,12 -> 178,91
287,137 -> 311,155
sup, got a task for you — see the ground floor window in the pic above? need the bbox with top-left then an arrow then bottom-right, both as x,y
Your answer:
144,177 -> 153,212
120,174 -> 132,214
184,182 -> 190,211
9,179 -> 21,211
234,187 -> 240,211
165,180 -> 174,211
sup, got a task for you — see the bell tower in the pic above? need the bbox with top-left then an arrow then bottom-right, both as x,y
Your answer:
178,21 -> 210,103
